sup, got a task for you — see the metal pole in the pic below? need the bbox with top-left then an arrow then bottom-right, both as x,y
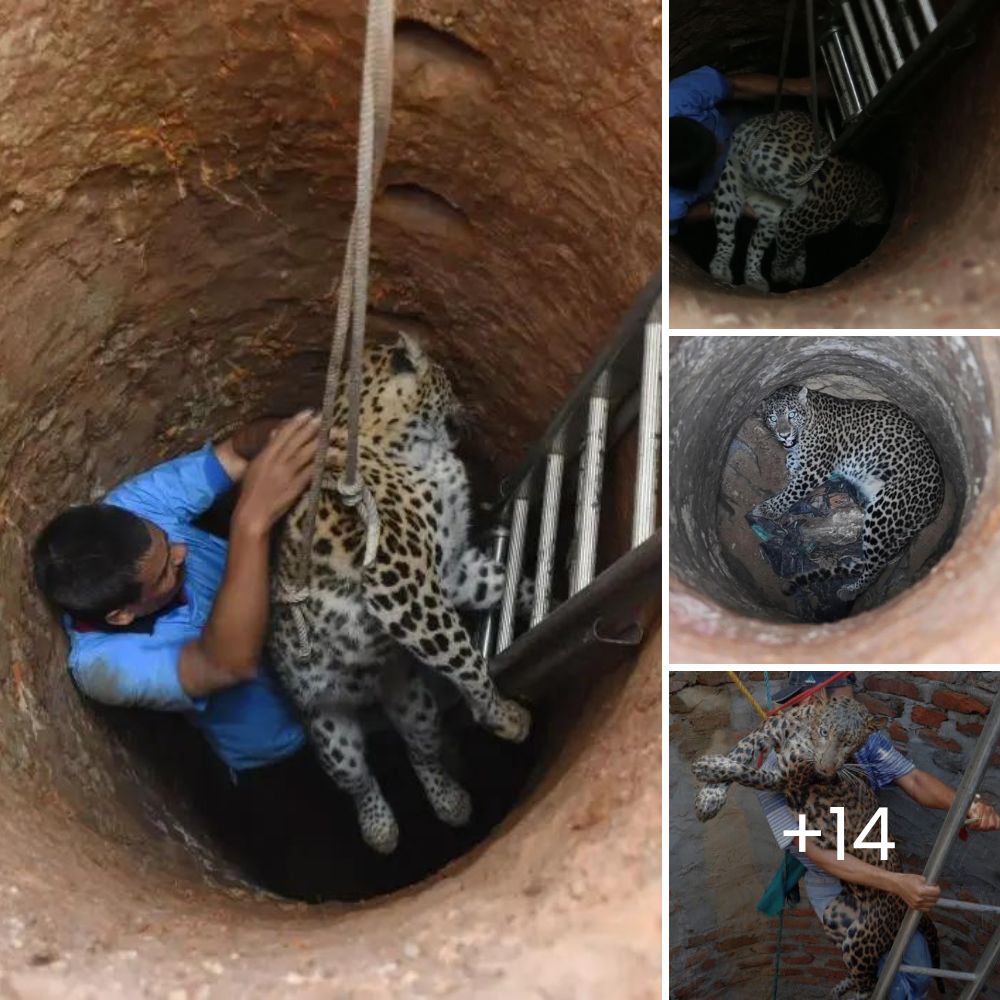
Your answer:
569,371 -> 610,595
915,0 -> 938,33
476,526 -> 509,657
491,531 -> 660,684
859,0 -> 893,82
842,1 -> 879,100
495,489 -> 530,653
823,41 -> 852,121
897,0 -> 921,51
872,0 -> 906,69
632,296 -> 661,549
774,0 -> 798,115
830,26 -> 864,117
872,688 -> 1000,1000
532,436 -> 565,626
958,920 -> 1000,1000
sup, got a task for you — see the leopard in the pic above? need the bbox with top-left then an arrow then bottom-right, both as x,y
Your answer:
692,697 -> 943,1000
750,384 -> 944,602
266,332 -> 532,854
710,110 -> 888,292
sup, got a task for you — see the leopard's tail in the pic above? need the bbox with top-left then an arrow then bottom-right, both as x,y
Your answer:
918,913 -> 946,995
783,557 -> 864,596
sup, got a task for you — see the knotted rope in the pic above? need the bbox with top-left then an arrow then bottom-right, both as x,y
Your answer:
274,0 -> 395,660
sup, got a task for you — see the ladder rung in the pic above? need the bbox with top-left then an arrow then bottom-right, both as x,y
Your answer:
899,965 -> 977,982
935,896 -> 1000,914
531,440 -> 565,626
915,0 -> 937,33
871,0 -> 906,69
858,0 -> 894,82
897,0 -> 922,53
631,297 -> 660,549
841,1 -> 879,101
569,372 -> 610,596
477,526 -> 510,657
496,492 -> 530,653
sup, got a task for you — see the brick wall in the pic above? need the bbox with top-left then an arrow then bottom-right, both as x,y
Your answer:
669,672 -> 1000,1000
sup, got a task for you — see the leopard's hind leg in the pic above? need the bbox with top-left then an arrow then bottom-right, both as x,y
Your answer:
709,157 -> 744,287
379,660 -> 472,828
742,194 -> 786,293
363,534 -> 530,744
307,707 -> 399,854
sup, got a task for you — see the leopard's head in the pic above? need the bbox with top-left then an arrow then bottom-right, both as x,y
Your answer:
809,698 -> 880,778
760,385 -> 811,449
357,332 -> 464,445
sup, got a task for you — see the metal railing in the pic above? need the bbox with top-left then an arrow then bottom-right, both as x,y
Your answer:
477,272 -> 662,686
871,687 -> 1000,1000
820,0 -> 993,154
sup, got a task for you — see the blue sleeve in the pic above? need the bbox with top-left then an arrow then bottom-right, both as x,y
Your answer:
670,186 -> 700,236
859,731 -> 915,789
669,66 -> 731,119
104,442 -> 234,526
69,633 -> 208,713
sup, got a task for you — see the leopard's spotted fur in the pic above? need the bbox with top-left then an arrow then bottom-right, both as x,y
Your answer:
267,333 -> 531,854
692,698 -> 942,1000
752,385 -> 944,601
710,111 -> 887,292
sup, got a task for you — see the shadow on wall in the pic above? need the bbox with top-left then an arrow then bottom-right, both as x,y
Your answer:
669,672 -> 1000,1000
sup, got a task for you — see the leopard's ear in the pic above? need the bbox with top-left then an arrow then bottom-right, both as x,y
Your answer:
865,712 -> 882,736
797,386 -> 809,407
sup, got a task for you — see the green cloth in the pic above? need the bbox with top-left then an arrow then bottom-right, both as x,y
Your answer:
756,853 -> 807,916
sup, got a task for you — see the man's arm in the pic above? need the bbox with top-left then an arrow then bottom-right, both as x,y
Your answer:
803,841 -> 941,911
726,72 -> 832,101
895,769 -> 1000,830
179,412 -> 321,697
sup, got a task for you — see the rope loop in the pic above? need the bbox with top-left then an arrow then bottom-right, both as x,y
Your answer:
338,475 -> 381,568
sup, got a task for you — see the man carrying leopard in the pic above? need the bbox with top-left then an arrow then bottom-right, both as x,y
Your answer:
693,673 -> 999,999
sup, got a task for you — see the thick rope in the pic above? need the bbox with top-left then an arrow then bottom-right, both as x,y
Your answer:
274,0 -> 395,658
773,0 -> 797,116
727,671 -> 769,721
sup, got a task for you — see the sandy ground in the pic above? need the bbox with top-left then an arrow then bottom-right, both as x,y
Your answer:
717,375 -> 955,622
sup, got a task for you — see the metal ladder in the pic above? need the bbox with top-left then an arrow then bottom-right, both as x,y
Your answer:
818,0 -> 993,154
872,686 -> 1000,1000
476,272 -> 661,695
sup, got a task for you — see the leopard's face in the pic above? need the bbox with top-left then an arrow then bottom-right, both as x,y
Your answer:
360,333 -> 464,441
809,698 -> 879,778
761,385 -> 810,449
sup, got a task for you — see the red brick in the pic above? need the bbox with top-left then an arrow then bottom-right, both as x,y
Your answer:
957,720 -> 984,737
719,934 -> 758,953
888,722 -> 910,742
910,671 -> 952,680
857,692 -> 902,718
932,689 -> 991,715
865,676 -> 920,700
697,672 -> 730,686
917,728 -> 961,752
781,954 -> 815,965
911,705 -> 947,728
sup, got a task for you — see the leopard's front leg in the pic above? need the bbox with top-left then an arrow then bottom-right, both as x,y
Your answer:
692,755 -> 785,791
751,468 -> 826,521
692,719 -> 785,821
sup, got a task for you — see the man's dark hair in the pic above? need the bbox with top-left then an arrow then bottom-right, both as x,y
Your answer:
670,117 -> 718,189
32,505 -> 151,619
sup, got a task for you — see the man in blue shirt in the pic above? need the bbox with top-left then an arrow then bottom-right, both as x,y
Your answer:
32,411 -> 323,774
669,66 -> 831,235
758,672 -> 999,999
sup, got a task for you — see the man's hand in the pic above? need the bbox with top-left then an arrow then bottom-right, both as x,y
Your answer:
890,873 -> 941,911
967,797 -> 1000,832
234,410 -> 323,534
